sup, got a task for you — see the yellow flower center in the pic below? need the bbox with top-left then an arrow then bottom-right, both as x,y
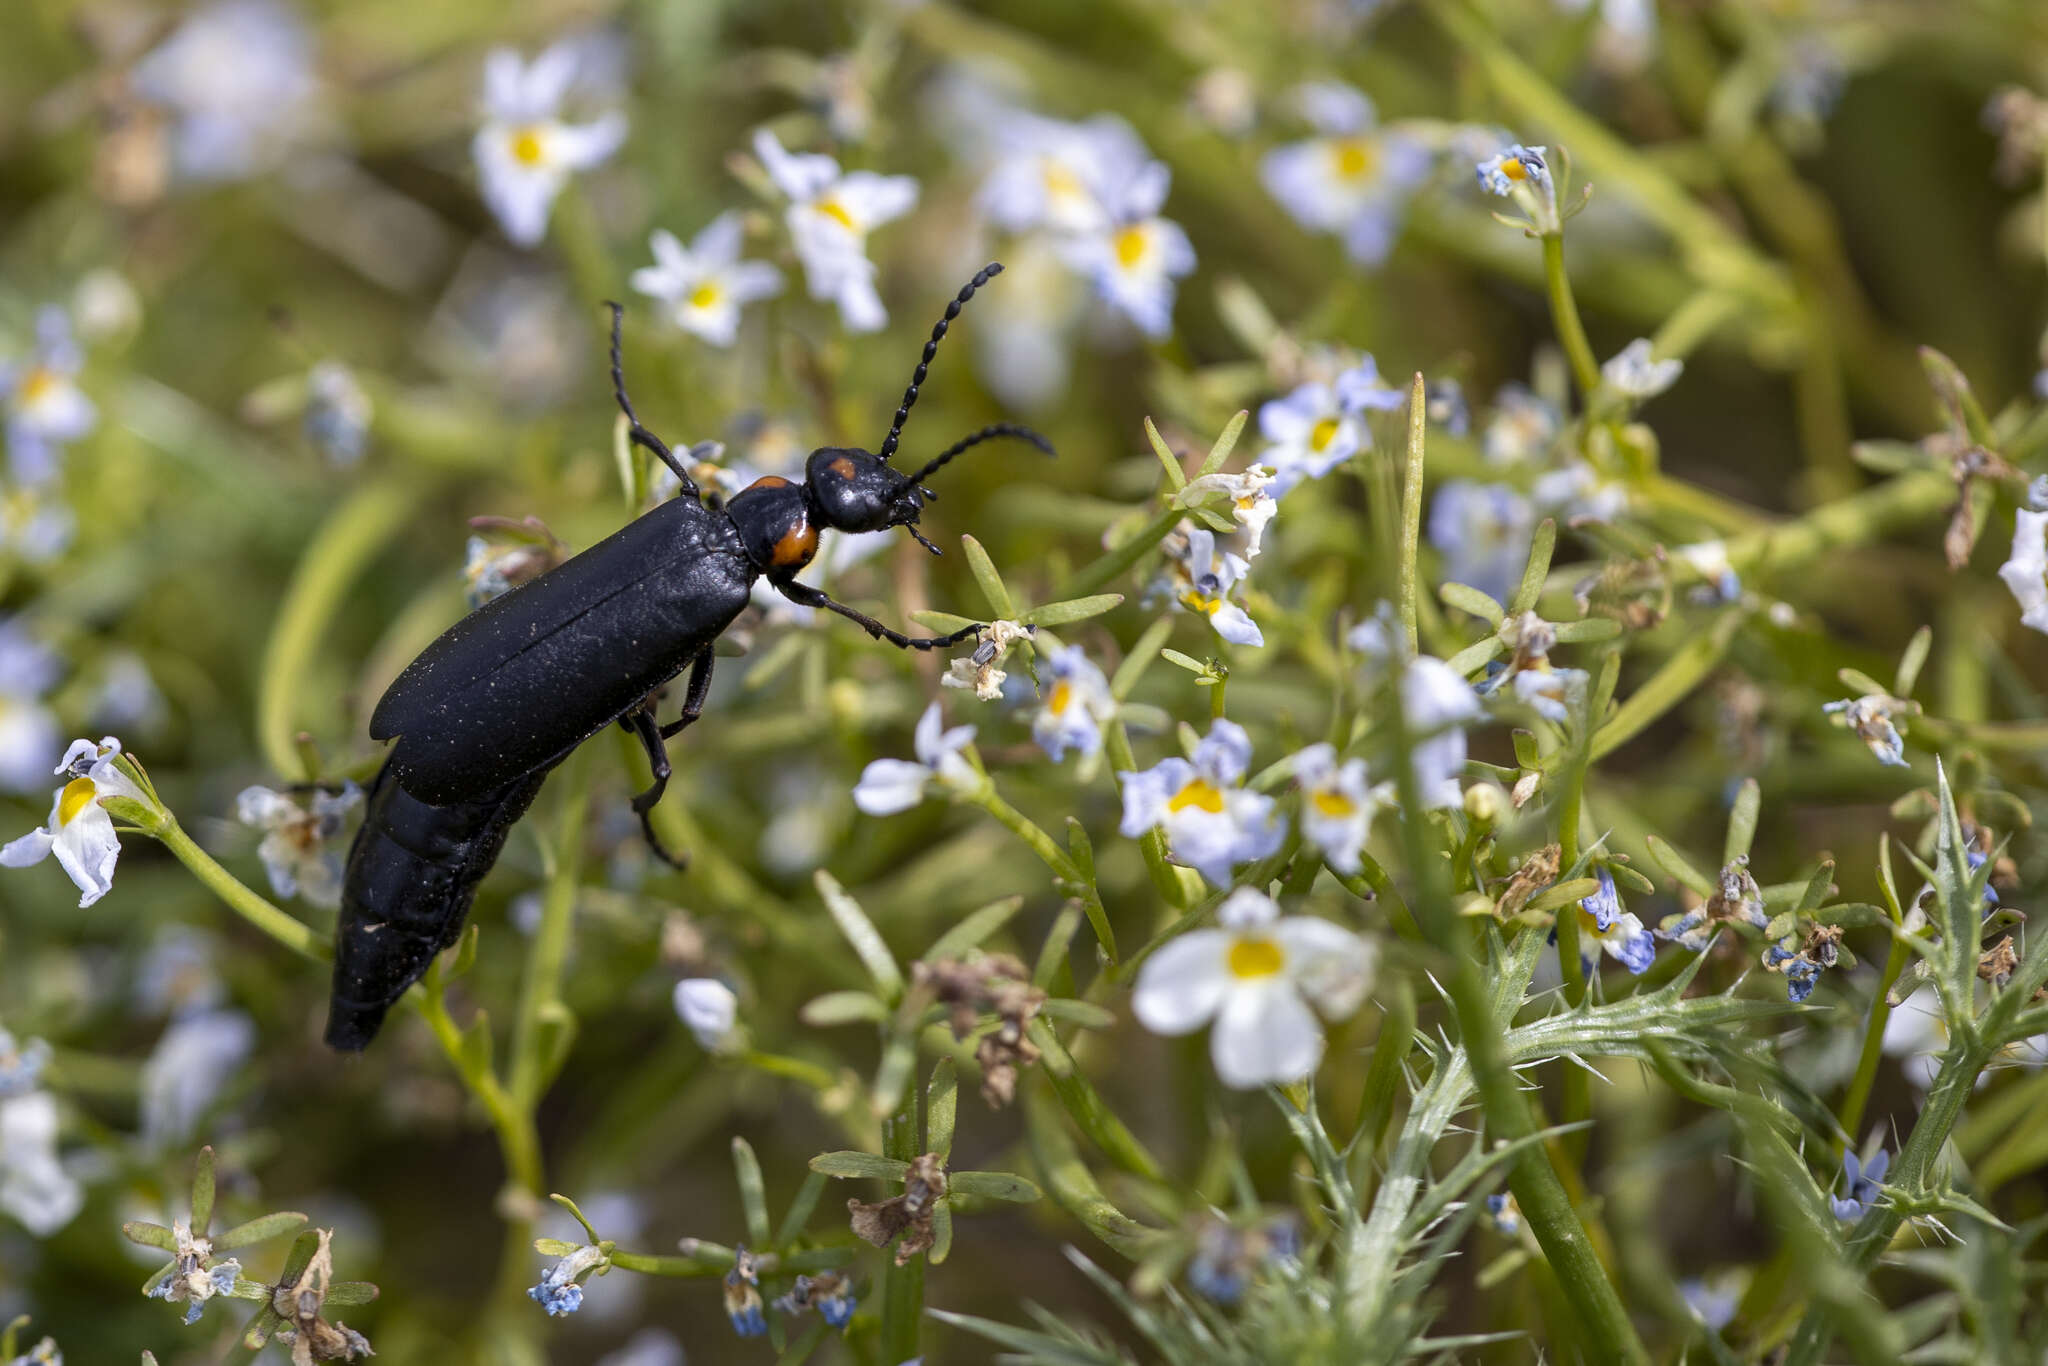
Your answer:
1309,416 -> 1342,452
18,367 -> 58,405
687,282 -> 722,310
816,196 -> 858,233
509,126 -> 548,166
1049,680 -> 1073,714
1114,225 -> 1149,269
58,776 -> 98,827
1311,789 -> 1357,817
1331,137 -> 1375,181
1168,778 -> 1225,814
1227,936 -> 1285,979
1499,155 -> 1529,183
1042,161 -> 1085,202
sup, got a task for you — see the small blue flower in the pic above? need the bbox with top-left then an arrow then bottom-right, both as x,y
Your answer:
1334,355 -> 1409,413
528,1244 -> 606,1317
1476,144 -> 1550,196
1822,696 -> 1909,767
1576,868 -> 1657,975
1831,1147 -> 1889,1222
1485,1192 -> 1521,1236
725,1256 -> 767,1337
774,1271 -> 857,1330
1428,480 -> 1535,605
0,1028 -> 52,1098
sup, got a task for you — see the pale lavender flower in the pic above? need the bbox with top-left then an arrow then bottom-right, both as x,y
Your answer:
474,42 -> 628,247
1261,82 -> 1431,265
630,213 -> 784,346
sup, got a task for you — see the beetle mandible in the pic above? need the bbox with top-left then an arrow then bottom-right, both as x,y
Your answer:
326,263 -> 1051,1051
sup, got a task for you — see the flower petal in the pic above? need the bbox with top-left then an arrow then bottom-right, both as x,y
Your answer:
1131,930 -> 1233,1035
1209,982 -> 1323,1089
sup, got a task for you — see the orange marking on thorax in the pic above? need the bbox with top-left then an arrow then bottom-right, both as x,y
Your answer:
773,517 -> 819,569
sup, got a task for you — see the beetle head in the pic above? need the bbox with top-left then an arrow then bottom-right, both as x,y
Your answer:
805,446 -> 939,552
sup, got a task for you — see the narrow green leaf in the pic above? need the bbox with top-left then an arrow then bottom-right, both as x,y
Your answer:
1510,728 -> 1542,769
960,534 -> 1014,620
532,1237 -> 581,1257
909,609 -> 978,635
1645,836 -> 1715,897
1028,1021 -> 1165,1181
1895,625 -> 1933,698
814,871 -> 903,1002
1589,613 -> 1737,760
733,1137 -> 770,1248
1110,617 -> 1173,701
1021,593 -> 1124,627
799,991 -> 888,1027
1037,999 -> 1117,1030
449,922 -> 481,980
1160,649 -> 1207,674
948,1170 -> 1042,1202
1033,898 -> 1084,991
925,897 -> 1026,962
212,1210 -> 309,1252
1795,860 -> 1837,914
1527,877 -> 1600,913
1440,581 -> 1505,625
1607,861 -> 1657,897
550,1194 -> 601,1244
1445,636 -> 1506,677
927,1059 -> 959,1165
928,1202 -> 955,1265
122,1221 -> 179,1252
190,1146 -> 217,1234
1197,409 -> 1249,477
1837,667 -> 1890,697
324,1282 -> 379,1307
1143,417 -> 1187,491
870,1031 -> 919,1119
808,1151 -> 910,1182
1509,518 -> 1558,616
1724,778 -> 1761,865
1551,618 -> 1623,643
774,1169 -> 829,1247
459,1009 -> 495,1080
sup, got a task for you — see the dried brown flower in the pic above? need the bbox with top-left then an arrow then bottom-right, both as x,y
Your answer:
848,1153 -> 947,1266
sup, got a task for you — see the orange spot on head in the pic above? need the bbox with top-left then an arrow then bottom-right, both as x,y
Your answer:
748,475 -> 792,491
828,456 -> 857,480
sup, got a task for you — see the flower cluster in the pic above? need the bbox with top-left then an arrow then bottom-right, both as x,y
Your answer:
753,130 -> 919,333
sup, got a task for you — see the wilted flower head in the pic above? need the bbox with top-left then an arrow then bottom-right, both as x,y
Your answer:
1823,694 -> 1911,767
1658,857 -> 1768,951
1763,923 -> 1842,1003
1160,526 -> 1263,646
630,213 -> 784,347
774,1269 -> 857,1329
848,1153 -> 947,1265
723,1248 -> 767,1337
1032,645 -> 1117,762
852,702 -> 979,815
1133,888 -> 1375,1089
144,1218 -> 244,1325
474,40 -> 628,247
236,783 -> 361,908
1118,719 -> 1286,885
2,736 -> 150,907
2,307 -> 96,487
268,1228 -> 375,1362
913,953 -> 1045,1107
1602,338 -> 1683,399
1475,143 -> 1559,233
1261,82 -> 1432,265
530,1242 -> 608,1317
941,620 -> 1032,702
753,130 -> 918,333
131,0 -> 321,183
1181,465 -> 1279,559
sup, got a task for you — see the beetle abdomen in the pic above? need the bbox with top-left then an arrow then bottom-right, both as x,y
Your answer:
325,756 -> 548,1050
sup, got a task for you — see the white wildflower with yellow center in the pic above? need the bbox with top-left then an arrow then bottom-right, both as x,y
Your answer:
1032,645 -> 1117,762
1132,888 -> 1375,1089
753,130 -> 918,334
1164,527 -> 1263,646
1257,381 -> 1360,497
977,111 -> 1150,238
1260,82 -> 1432,265
473,42 -> 628,248
2,307 -> 96,487
2,736 -> 145,907
630,212 -> 785,347
0,623 -> 61,795
235,782 -> 362,909
1118,720 -> 1286,886
1053,160 -> 1194,339
1293,743 -> 1392,876
852,702 -> 978,816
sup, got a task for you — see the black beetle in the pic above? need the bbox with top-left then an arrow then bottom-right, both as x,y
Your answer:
326,263 -> 1051,1050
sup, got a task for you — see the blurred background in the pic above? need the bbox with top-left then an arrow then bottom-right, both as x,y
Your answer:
4,0 -> 2048,1361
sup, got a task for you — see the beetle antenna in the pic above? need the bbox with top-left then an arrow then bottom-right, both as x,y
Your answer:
605,302 -> 699,497
901,422 -> 1055,487
877,263 -> 1003,464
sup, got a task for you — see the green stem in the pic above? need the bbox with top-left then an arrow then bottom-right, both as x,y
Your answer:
1834,938 -> 1910,1152
156,819 -> 330,962
509,747 -> 592,1110
879,1082 -> 925,1363
1056,505 -> 1183,600
1542,234 -> 1602,400
1397,373 -> 1427,650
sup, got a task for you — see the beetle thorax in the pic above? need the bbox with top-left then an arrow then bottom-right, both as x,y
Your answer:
726,475 -> 819,576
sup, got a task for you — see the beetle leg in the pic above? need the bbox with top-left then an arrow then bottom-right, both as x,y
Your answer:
774,579 -> 983,651
660,648 -> 715,739
623,706 -> 688,869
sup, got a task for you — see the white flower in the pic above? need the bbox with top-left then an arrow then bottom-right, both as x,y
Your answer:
852,702 -> 977,815
940,620 -> 1032,702
1998,507 -> 2048,634
0,1090 -> 82,1236
1532,461 -> 1628,524
1054,160 -> 1195,339
753,130 -> 918,333
1118,719 -> 1286,886
131,0 -> 321,182
1482,383 -> 1559,466
1509,666 -> 1587,723
630,213 -> 785,347
2,307 -> 96,486
235,783 -> 362,909
1475,143 -> 1558,233
1602,338 -> 1683,399
1347,600 -> 1407,669
1428,480 -> 1535,604
1032,646 -> 1117,762
1402,657 -> 1483,807
1293,743 -> 1391,876
1132,888 -> 1374,1089
0,622 -> 62,794
674,979 -> 739,1051
976,112 -> 1152,237
1258,381 -> 1363,496
6,1334 -> 61,1365
0,1029 -> 52,1099
474,42 -> 628,248
140,1009 -> 255,1150
1,736 -> 147,908
0,483 -> 77,563
1881,995 -> 1945,1093
1260,83 -> 1432,265
1163,527 -> 1263,646
1334,355 -> 1410,415
1181,465 -> 1279,559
